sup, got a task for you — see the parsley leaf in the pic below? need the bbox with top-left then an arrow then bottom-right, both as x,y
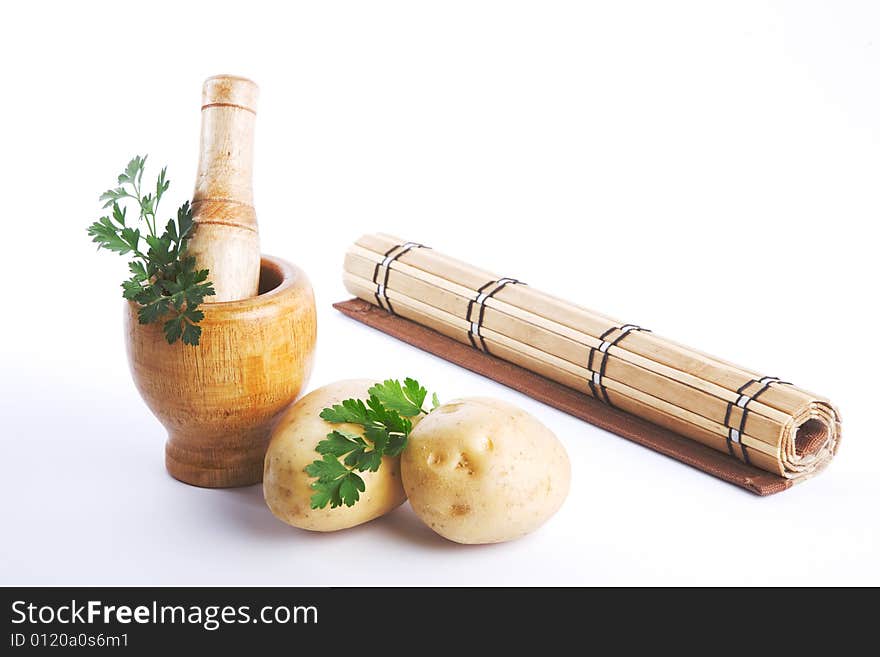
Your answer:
319,398 -> 370,425
316,430 -> 367,457
306,379 -> 439,509
88,156 -> 214,345
305,456 -> 366,508
369,378 -> 429,417
366,395 -> 412,436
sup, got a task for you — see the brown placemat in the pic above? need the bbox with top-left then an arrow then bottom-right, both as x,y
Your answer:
334,298 -> 792,496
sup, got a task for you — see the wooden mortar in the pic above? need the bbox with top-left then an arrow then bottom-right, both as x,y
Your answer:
125,256 -> 317,488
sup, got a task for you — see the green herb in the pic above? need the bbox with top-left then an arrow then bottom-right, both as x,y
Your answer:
87,155 -> 214,346
306,378 -> 438,509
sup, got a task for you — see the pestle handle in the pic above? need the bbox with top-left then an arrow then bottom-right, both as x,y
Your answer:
187,75 -> 262,302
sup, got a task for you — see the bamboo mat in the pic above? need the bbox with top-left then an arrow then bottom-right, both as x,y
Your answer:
340,233 -> 841,492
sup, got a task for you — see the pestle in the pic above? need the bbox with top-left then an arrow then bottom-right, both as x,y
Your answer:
187,75 -> 262,302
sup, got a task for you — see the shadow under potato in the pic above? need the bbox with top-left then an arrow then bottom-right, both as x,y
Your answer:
216,485 -> 463,549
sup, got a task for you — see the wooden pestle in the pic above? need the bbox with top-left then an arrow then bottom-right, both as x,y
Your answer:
187,75 -> 262,302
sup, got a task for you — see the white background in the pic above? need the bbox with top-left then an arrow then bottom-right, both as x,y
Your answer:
1,1 -> 877,586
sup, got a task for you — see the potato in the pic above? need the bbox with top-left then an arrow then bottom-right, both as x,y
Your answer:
263,379 -> 406,531
401,397 -> 570,544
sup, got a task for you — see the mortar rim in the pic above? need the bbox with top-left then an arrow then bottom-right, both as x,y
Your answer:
201,253 -> 302,312
125,253 -> 304,317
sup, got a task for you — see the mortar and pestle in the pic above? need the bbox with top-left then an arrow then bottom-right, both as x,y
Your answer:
125,75 -> 317,488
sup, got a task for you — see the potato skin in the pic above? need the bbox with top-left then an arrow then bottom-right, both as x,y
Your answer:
401,397 -> 570,544
263,379 -> 406,531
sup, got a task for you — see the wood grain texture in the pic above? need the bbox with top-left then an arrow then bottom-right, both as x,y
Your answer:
188,74 -> 261,302
334,298 -> 792,496
126,256 -> 317,488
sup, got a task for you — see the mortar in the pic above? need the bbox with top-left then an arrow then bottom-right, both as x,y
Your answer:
125,256 -> 317,487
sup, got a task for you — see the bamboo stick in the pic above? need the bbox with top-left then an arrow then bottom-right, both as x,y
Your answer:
344,273 -> 785,473
356,235 -> 822,414
344,260 -> 789,445
348,242 -> 807,411
343,235 -> 842,481
345,271 -> 780,456
346,247 -> 798,425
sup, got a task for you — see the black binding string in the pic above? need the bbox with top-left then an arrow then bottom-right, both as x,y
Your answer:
371,241 -> 428,314
465,280 -> 500,351
586,324 -> 649,407
722,376 -> 791,464
466,278 -> 522,353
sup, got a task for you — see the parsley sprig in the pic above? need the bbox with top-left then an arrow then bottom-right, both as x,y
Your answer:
88,156 -> 215,345
306,378 -> 440,509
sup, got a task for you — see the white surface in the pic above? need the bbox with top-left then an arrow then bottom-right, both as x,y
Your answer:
1,1 -> 878,586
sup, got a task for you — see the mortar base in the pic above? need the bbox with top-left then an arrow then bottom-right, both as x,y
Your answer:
165,434 -> 267,488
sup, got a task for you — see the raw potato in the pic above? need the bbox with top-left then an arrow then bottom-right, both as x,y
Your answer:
263,379 -> 407,531
401,397 -> 570,544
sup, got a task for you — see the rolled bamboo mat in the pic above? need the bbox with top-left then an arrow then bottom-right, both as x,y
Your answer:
341,233 -> 841,488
